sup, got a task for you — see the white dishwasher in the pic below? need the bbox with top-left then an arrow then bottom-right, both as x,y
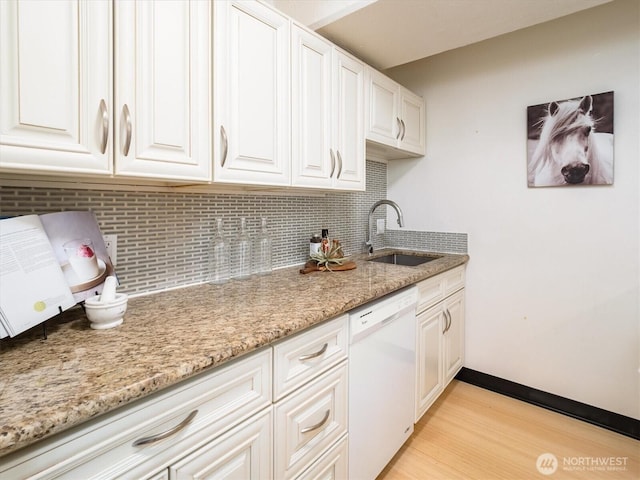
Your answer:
348,286 -> 418,480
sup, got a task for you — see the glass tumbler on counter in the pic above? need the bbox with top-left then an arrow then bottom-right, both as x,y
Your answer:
235,217 -> 252,279
208,218 -> 229,284
255,217 -> 272,275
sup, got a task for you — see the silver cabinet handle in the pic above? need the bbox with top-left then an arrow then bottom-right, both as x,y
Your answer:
400,119 -> 406,140
298,342 -> 328,361
329,149 -> 336,178
396,117 -> 402,140
220,125 -> 228,167
99,99 -> 109,154
336,151 -> 343,179
442,310 -> 450,334
445,310 -> 452,333
132,410 -> 198,447
121,104 -> 132,156
301,409 -> 330,434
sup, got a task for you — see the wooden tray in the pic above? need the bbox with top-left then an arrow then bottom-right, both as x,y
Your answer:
299,260 -> 357,274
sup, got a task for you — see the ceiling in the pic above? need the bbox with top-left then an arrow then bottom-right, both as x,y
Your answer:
273,0 -> 613,70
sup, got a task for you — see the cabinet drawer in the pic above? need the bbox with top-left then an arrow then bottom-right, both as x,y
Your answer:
416,265 -> 466,313
0,349 -> 272,480
274,362 -> 348,480
296,434 -> 348,480
273,315 -> 348,401
169,407 -> 272,480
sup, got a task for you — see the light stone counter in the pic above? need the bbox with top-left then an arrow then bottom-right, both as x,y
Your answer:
0,249 -> 468,458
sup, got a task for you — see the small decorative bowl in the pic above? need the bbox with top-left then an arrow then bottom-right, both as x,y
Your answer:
84,293 -> 128,330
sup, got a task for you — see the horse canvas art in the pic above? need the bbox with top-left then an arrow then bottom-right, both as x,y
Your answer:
527,92 -> 614,187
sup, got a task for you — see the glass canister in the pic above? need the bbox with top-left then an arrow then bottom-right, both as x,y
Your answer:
208,218 -> 230,284
255,217 -> 272,275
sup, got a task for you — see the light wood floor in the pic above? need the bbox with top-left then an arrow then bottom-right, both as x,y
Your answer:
377,380 -> 639,480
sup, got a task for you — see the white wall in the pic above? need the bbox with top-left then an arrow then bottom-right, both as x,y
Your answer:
386,0 -> 639,419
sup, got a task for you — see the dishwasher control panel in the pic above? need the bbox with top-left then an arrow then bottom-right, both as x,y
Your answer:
349,286 -> 417,342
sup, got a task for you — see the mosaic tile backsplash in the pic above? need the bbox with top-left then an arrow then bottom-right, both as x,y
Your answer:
0,161 -> 466,296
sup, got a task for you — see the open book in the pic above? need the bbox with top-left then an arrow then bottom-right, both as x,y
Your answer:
0,211 -> 115,338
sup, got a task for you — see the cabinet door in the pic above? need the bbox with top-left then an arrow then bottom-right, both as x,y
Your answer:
290,25 -> 333,188
169,408 -> 272,480
0,0 -> 112,174
444,290 -> 465,384
214,0 -> 290,186
364,68 -> 399,147
415,306 -> 445,422
296,435 -> 348,480
332,50 -> 365,191
398,87 -> 425,156
274,363 -> 348,480
115,0 -> 211,181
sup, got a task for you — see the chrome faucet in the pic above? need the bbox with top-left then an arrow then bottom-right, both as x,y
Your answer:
365,199 -> 404,254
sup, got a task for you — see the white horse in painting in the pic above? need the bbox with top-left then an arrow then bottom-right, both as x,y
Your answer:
528,95 -> 613,187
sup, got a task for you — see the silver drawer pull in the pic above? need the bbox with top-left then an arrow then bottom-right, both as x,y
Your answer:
301,409 -> 330,434
298,342 -> 328,361
132,409 -> 198,447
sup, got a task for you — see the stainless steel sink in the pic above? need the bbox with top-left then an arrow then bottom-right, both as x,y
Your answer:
368,253 -> 441,266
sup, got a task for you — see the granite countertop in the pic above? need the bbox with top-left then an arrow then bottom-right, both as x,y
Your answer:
0,249 -> 468,458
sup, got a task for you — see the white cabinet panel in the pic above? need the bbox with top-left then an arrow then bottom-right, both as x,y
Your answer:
399,87 -> 426,155
0,0 -> 112,174
443,290 -> 465,384
274,363 -> 348,480
365,67 -> 425,159
332,50 -> 365,190
296,435 -> 348,480
214,0 -> 290,186
273,314 -> 348,402
415,306 -> 445,421
291,26 -> 365,191
169,408 -> 272,480
415,267 -> 466,422
291,24 -> 333,188
115,0 -> 211,181
365,72 -> 399,146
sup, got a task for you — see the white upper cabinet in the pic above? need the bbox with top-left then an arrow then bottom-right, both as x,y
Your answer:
115,0 -> 211,181
213,0 -> 291,186
332,50 -> 365,190
291,25 -> 333,188
0,0 -> 112,175
291,25 -> 365,191
0,0 -> 211,182
365,67 -> 425,159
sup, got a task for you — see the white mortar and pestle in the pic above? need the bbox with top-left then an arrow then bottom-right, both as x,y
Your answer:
84,276 -> 128,329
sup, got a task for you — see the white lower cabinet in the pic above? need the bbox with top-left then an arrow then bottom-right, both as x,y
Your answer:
169,407 -> 272,480
296,435 -> 348,480
274,363 -> 348,480
272,315 -> 349,480
0,317 -> 351,480
415,266 -> 466,422
0,349 -> 272,479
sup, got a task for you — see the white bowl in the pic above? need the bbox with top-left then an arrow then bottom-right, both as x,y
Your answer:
84,293 -> 128,330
